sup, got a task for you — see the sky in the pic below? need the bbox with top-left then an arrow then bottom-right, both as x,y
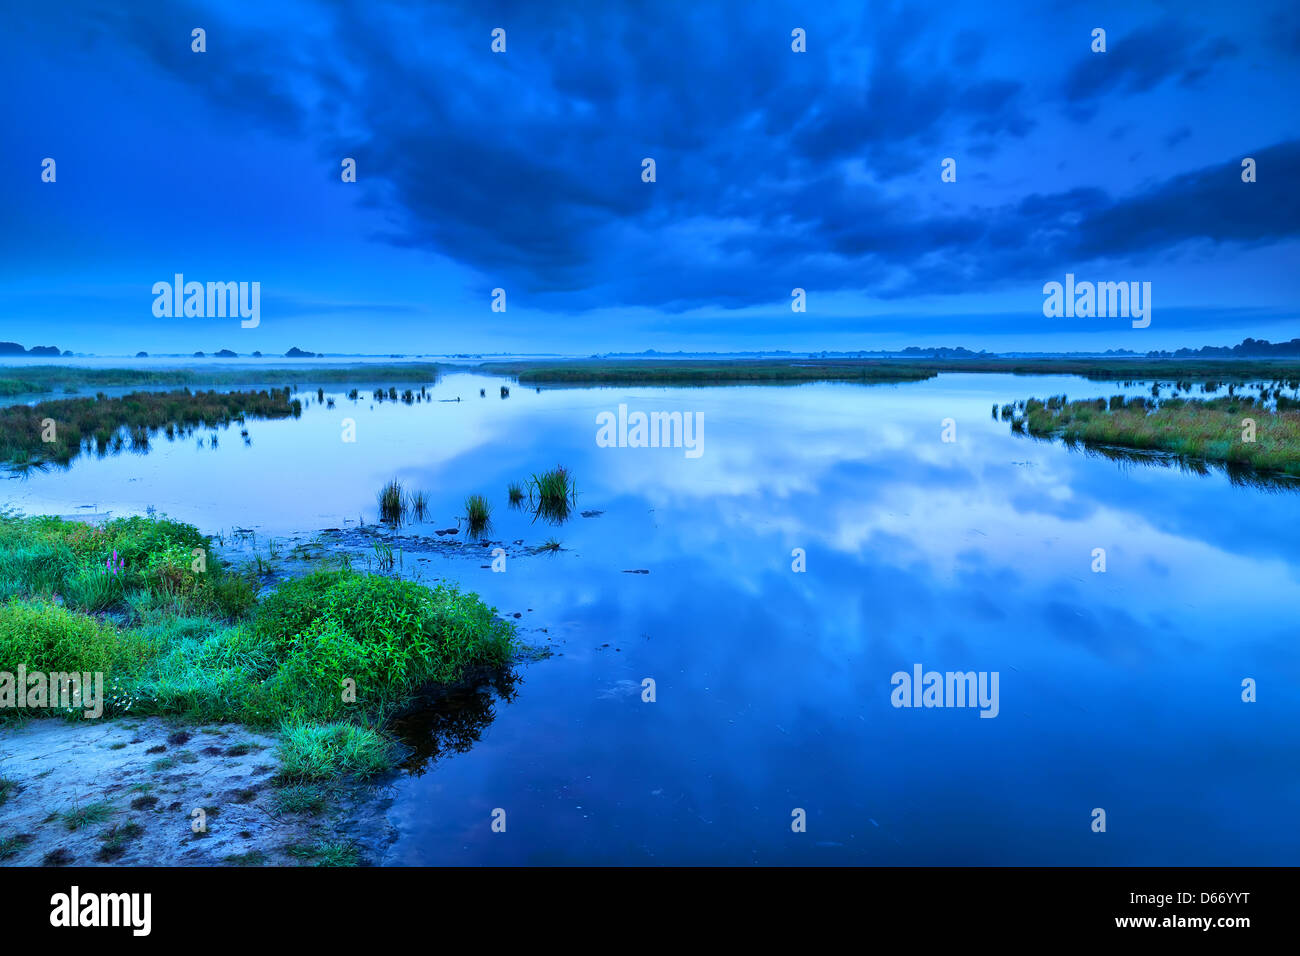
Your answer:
1,0 -> 1297,356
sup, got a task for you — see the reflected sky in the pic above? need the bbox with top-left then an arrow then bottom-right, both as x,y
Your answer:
6,372 -> 1298,863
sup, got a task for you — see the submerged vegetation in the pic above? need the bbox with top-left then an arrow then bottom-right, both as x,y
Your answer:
377,480 -> 406,524
464,494 -> 492,536
530,465 -> 575,506
0,388 -> 300,469
408,490 -> 430,522
1010,394 -> 1300,478
0,513 -> 518,769
527,465 -> 576,524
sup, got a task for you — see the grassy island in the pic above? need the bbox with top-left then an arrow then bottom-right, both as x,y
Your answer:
0,388 -> 303,468
1010,394 -> 1300,478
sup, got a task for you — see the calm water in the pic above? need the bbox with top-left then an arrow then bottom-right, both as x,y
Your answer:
6,371 -> 1299,864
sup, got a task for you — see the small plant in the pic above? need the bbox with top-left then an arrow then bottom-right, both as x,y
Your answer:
0,834 -> 34,861
540,538 -> 562,553
277,722 -> 394,781
61,800 -> 116,831
0,776 -> 19,806
289,839 -> 360,866
507,482 -> 524,505
529,465 -> 575,506
372,542 -> 395,572
97,821 -> 145,860
409,490 -> 430,521
377,479 -> 406,524
223,849 -> 269,866
528,465 -> 576,523
465,494 -> 492,536
273,783 -> 328,815
41,847 -> 74,866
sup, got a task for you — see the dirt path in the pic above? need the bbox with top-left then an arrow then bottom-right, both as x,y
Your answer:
0,717 -> 396,866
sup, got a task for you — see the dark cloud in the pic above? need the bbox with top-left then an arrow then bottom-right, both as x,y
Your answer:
1062,18 -> 1240,120
9,0 -> 1294,318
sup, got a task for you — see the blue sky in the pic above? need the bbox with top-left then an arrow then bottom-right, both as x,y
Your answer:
1,0 -> 1297,355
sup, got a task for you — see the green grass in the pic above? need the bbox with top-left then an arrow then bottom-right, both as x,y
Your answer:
1014,394 -> 1300,477
0,516 -> 518,787
529,466 -> 574,505
507,482 -> 524,505
0,834 -> 34,860
377,480 -> 405,524
277,722 -> 394,781
528,466 -> 576,523
223,849 -> 269,866
287,839 -> 360,866
465,494 -> 492,535
0,388 -> 301,468
97,821 -> 144,859
0,776 -> 19,806
0,512 -> 256,622
61,800 -> 116,831
540,538 -> 562,553
272,782 -> 329,815
0,499 -> 511,819
0,363 -> 444,397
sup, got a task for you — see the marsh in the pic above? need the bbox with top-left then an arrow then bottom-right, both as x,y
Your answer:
4,368 -> 1299,864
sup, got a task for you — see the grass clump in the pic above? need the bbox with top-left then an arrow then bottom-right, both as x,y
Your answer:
287,839 -> 361,866
465,494 -> 492,536
529,465 -> 574,506
0,776 -> 19,806
252,570 -> 515,720
527,465 -> 576,523
377,480 -> 406,525
408,489 -> 430,521
0,834 -> 34,860
97,822 -> 144,859
223,849 -> 269,866
61,800 -> 115,831
272,782 -> 329,815
507,481 -> 524,505
277,722 -> 394,781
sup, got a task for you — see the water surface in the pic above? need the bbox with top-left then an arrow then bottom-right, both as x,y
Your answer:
6,371 -> 1298,864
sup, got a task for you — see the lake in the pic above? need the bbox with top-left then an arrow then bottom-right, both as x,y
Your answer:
5,370 -> 1298,864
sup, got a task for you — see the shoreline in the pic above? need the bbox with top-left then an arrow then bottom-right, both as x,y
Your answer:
1,511 -> 553,867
